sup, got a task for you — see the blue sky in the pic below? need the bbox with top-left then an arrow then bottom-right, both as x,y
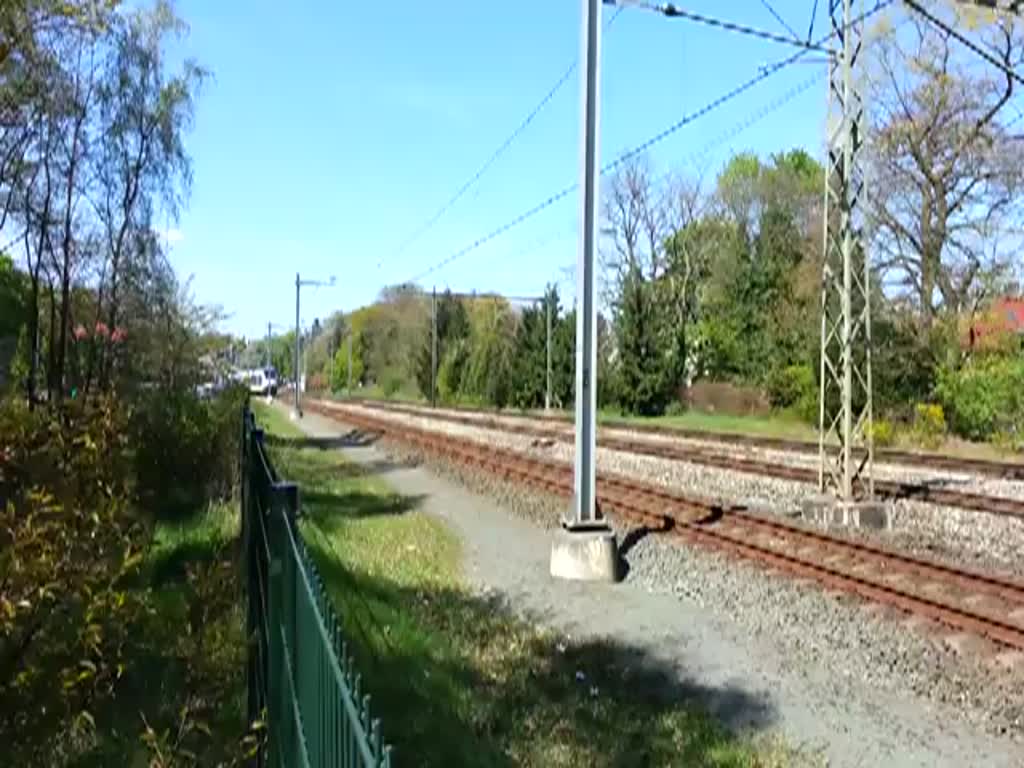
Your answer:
166,0 -> 839,339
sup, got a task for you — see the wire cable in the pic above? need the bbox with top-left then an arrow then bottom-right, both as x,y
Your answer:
760,0 -> 802,40
904,0 -> 1024,87
405,0 -> 893,285
384,7 -> 624,268
808,0 -> 820,42
406,57 -> 815,285
621,1 -> 835,53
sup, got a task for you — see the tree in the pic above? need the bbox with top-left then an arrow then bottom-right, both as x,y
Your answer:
415,289 -> 469,399
461,296 -> 516,407
92,1 -> 206,388
615,265 -> 667,415
868,7 -> 1024,328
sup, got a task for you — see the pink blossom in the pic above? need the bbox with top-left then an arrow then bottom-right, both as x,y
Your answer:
111,327 -> 127,343
94,322 -> 110,338
73,324 -> 88,340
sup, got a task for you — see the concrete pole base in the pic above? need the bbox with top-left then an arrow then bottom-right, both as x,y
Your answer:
290,409 -> 302,421
550,529 -> 619,582
802,495 -> 893,530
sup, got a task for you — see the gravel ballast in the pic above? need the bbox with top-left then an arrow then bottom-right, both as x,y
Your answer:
337,402 -> 1024,576
287,403 -> 1024,768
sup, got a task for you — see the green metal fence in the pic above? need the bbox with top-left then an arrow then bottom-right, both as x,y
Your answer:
242,406 -> 392,767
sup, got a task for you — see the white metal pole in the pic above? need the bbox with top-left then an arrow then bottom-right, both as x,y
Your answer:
294,273 -> 301,418
546,293 -> 552,412
571,0 -> 602,528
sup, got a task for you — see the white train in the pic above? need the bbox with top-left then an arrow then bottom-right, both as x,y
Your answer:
231,366 -> 279,397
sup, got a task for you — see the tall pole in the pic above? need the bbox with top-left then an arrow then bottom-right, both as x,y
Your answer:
818,0 -> 873,505
294,272 -> 301,418
545,293 -> 552,412
431,287 -> 438,408
266,322 -> 271,368
347,331 -> 353,395
570,0 -> 602,529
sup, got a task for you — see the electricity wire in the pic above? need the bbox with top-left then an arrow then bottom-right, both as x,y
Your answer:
383,7 -> 624,268
403,0 -> 894,284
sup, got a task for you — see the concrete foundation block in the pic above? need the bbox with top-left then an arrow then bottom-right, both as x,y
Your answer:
802,495 -> 893,530
550,529 -> 619,582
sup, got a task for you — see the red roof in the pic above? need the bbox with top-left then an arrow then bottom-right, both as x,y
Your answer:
967,297 -> 1024,348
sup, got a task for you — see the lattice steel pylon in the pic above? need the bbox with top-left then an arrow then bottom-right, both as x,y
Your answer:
818,0 -> 874,503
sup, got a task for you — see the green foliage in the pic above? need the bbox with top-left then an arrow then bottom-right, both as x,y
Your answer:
664,400 -> 687,417
132,384 -> 248,521
0,254 -> 28,339
415,290 -> 470,399
507,288 -> 560,409
458,297 -> 516,408
911,402 -> 947,448
0,389 -> 250,764
379,367 -> 405,398
936,357 -> 1024,441
869,418 -> 897,448
0,396 -> 148,763
767,363 -> 818,423
616,267 -> 670,416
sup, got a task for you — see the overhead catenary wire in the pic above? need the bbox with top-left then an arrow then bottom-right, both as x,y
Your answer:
404,0 -> 894,285
808,0 -> 820,42
759,0 -> 803,40
530,72 -> 825,283
382,7 -> 624,268
618,1 -> 836,54
406,59 -> 819,285
903,0 -> 1024,87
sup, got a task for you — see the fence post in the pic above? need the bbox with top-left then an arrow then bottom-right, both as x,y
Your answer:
270,481 -> 299,765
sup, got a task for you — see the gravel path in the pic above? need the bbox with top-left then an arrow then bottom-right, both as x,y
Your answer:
336,402 -> 1024,577
285,404 -> 1024,768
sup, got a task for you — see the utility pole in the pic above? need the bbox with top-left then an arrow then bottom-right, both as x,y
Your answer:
347,331 -> 353,395
571,0 -> 602,530
545,291 -> 552,412
816,0 -> 882,524
266,322 -> 272,368
550,0 -> 617,582
292,272 -> 336,419
431,287 -> 438,408
294,273 -> 300,418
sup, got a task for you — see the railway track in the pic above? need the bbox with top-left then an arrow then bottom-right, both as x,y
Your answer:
306,400 -> 1024,652
348,396 -> 1024,481
336,398 -> 1024,522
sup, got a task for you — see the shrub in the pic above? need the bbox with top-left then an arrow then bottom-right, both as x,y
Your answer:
379,368 -> 405,398
664,400 -> 687,417
911,402 -> 946,448
936,357 -> 1024,442
766,364 -> 818,423
869,418 -> 896,448
0,397 -> 150,762
132,383 -> 248,521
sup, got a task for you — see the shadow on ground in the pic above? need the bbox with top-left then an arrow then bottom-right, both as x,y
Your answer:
301,488 -> 426,521
266,429 -> 381,450
304,528 -> 778,767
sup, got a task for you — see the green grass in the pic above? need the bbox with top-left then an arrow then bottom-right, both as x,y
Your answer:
256,401 -> 801,767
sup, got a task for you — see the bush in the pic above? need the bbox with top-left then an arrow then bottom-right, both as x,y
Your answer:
664,400 -> 687,417
0,396 -> 150,762
766,363 -> 818,423
936,357 -> 1024,442
869,418 -> 896,448
911,402 -> 946,448
379,368 -> 405,398
132,383 -> 248,521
